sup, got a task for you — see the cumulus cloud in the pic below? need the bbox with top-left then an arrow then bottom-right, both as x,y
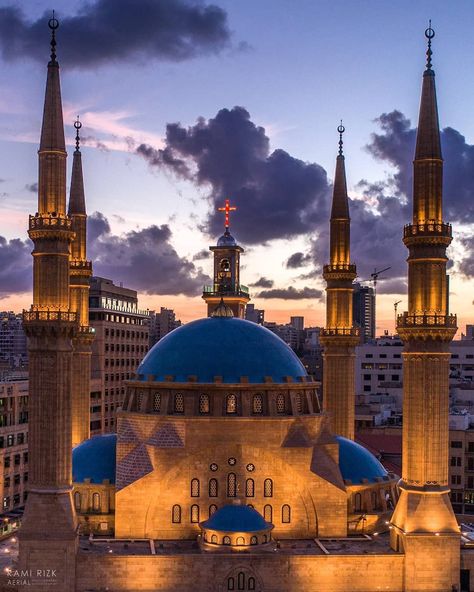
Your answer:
0,236 -> 32,297
88,211 -> 209,296
25,182 -> 37,193
0,0 -> 231,67
256,286 -> 322,300
137,106 -> 331,245
286,251 -> 312,269
249,277 -> 274,288
192,249 -> 210,261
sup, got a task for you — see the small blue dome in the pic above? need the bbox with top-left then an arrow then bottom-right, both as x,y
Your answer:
72,434 -> 117,484
217,230 -> 237,246
336,436 -> 388,485
201,504 -> 271,532
137,317 -> 307,384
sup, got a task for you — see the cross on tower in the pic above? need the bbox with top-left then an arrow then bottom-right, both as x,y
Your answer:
218,199 -> 237,229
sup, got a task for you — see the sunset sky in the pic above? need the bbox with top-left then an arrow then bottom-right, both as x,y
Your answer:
0,0 -> 473,335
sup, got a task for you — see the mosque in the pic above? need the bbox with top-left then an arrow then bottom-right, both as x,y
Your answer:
5,15 -> 474,592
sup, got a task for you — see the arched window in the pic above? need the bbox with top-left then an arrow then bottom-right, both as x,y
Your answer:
276,393 -> 285,414
252,394 -> 263,414
209,504 -> 218,517
264,504 -> 272,523
227,473 -> 236,497
220,258 -> 231,272
227,577 -> 235,590
264,478 -> 273,497
74,491 -> 81,511
223,535 -> 231,545
245,478 -> 255,497
226,394 -> 237,414
174,393 -> 184,413
153,392 -> 161,412
191,504 -> 200,523
354,493 -> 362,512
282,504 -> 291,523
211,534 -> 218,543
248,577 -> 256,591
238,572 -> 245,590
92,492 -> 100,512
199,394 -> 210,414
250,535 -> 257,545
236,536 -> 245,546
191,478 -> 200,497
295,393 -> 303,414
209,478 -> 218,497
172,504 -> 181,523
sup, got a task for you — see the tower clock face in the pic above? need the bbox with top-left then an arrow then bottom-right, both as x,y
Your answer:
220,258 -> 231,272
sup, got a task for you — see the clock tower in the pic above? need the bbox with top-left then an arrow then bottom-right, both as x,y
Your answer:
203,199 -> 250,318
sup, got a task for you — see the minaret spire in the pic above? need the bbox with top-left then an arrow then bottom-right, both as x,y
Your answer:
390,25 -> 459,590
320,124 -> 359,440
68,117 -> 86,216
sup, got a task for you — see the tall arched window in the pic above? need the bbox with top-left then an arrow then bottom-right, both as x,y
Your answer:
172,504 -> 181,523
74,491 -> 81,511
264,504 -> 272,523
211,534 -> 218,543
153,392 -> 161,412
250,535 -> 257,545
282,504 -> 291,523
191,504 -> 200,523
191,478 -> 200,497
248,577 -> 256,591
209,478 -> 218,497
354,493 -> 362,512
295,393 -> 303,414
245,478 -> 255,497
264,478 -> 273,497
276,393 -> 285,414
227,473 -> 236,497
174,393 -> 184,413
226,394 -> 237,414
92,492 -> 100,511
199,394 -> 210,414
252,394 -> 263,414
236,536 -> 245,546
223,535 -> 231,545
209,504 -> 218,517
227,576 -> 235,590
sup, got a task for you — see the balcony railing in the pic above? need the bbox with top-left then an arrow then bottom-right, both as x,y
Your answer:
397,312 -> 457,328
70,259 -> 92,270
323,263 -> 357,274
321,327 -> 360,337
403,221 -> 452,239
203,284 -> 250,297
23,309 -> 77,323
29,214 -> 73,230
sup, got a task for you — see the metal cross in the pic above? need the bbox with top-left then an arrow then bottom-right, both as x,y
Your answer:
218,199 -> 237,229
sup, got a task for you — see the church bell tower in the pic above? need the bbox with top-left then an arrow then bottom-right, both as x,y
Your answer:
203,199 -> 250,318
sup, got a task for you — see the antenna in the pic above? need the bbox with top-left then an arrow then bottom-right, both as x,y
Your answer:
394,300 -> 402,334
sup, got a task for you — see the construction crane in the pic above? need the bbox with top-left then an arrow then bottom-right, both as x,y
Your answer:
394,300 -> 402,333
356,266 -> 391,338
370,266 -> 391,292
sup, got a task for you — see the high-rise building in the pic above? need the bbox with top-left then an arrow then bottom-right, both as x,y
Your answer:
148,307 -> 181,347
0,313 -> 28,370
245,303 -> 264,325
290,316 -> 304,331
89,276 -> 149,435
352,283 -> 375,342
320,125 -> 359,440
202,199 -> 250,318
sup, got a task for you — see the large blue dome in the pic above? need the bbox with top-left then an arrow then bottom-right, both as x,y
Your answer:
72,434 -> 117,484
136,317 -> 307,384
336,436 -> 388,485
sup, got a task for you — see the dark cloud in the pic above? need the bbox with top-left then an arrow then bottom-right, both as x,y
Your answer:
137,106 -> 330,244
192,249 -> 210,261
286,251 -> 311,269
250,277 -> 274,288
0,236 -> 32,297
88,211 -> 209,296
256,286 -> 322,300
375,278 -> 408,295
0,0 -> 231,67
25,182 -> 37,193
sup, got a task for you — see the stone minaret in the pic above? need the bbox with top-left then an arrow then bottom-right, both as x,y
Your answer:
69,117 -> 94,447
19,17 -> 78,590
390,24 -> 460,591
320,125 -> 359,440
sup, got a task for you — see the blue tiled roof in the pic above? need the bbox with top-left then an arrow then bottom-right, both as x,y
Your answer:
136,317 -> 307,384
201,504 -> 271,532
336,436 -> 388,485
72,434 -> 117,484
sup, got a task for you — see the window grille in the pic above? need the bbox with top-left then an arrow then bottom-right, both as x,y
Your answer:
191,478 -> 200,497
92,492 -> 100,511
153,393 -> 161,412
253,394 -> 263,414
223,536 -> 231,545
174,393 -> 184,413
245,478 -> 255,497
282,504 -> 291,523
227,473 -> 236,497
226,394 -> 237,414
295,393 -> 303,414
191,504 -> 199,523
209,504 -> 217,517
276,393 -> 285,414
264,478 -> 273,497
172,504 -> 181,523
228,577 -> 235,590
250,536 -> 257,545
209,478 -> 218,497
264,504 -> 272,522
199,394 -> 210,414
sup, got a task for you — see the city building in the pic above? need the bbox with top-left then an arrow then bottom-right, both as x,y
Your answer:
245,303 -> 264,325
352,283 -> 376,342
89,276 -> 150,435
9,20 -> 473,592
0,313 -> 27,371
148,307 -> 181,347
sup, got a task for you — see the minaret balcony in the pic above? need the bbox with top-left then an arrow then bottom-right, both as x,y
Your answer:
203,284 -> 250,298
403,221 -> 452,241
323,263 -> 357,274
397,312 -> 457,329
23,308 -> 77,323
29,213 -> 73,230
321,327 -> 360,337
70,259 -> 92,276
